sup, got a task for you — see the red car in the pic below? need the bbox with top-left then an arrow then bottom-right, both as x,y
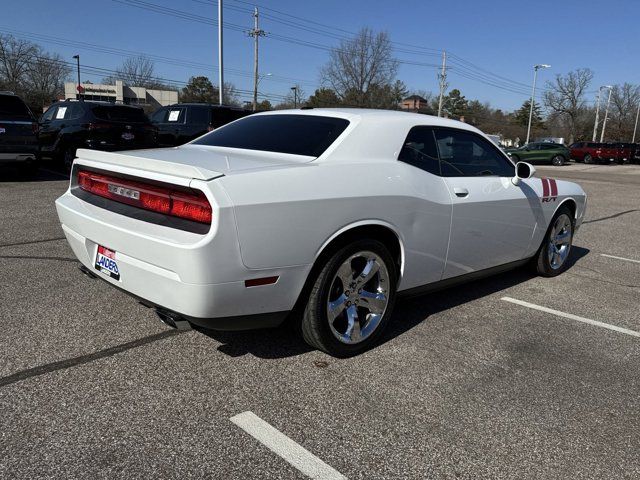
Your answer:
570,142 -> 619,164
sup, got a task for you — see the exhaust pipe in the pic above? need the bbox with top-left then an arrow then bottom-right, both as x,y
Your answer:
79,264 -> 97,279
156,309 -> 191,331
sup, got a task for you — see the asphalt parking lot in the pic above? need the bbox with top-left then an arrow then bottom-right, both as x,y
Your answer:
1,162 -> 639,479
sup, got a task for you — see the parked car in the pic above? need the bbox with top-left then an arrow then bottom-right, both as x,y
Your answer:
505,142 -> 570,166
0,91 -> 39,175
150,103 -> 251,147
569,142 -> 619,164
38,100 -> 157,170
612,143 -> 634,164
633,144 -> 640,164
55,109 -> 587,357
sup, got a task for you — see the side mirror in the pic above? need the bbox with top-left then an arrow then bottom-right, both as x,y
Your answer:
512,161 -> 535,186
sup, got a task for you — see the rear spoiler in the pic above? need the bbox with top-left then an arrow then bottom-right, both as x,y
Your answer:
76,149 -> 224,181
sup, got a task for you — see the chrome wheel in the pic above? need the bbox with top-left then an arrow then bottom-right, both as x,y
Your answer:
326,251 -> 390,344
552,155 -> 564,166
547,214 -> 572,270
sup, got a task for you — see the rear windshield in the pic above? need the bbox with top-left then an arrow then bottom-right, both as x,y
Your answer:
92,106 -> 148,123
193,114 -> 350,157
0,95 -> 33,121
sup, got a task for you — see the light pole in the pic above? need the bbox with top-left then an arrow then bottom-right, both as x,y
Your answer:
72,55 -> 81,99
218,0 -> 224,106
291,86 -> 298,108
526,64 -> 550,144
592,85 -> 612,142
632,101 -> 640,143
600,85 -> 613,143
253,73 -> 271,111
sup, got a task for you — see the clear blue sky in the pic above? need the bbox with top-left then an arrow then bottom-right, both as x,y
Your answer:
3,0 -> 638,110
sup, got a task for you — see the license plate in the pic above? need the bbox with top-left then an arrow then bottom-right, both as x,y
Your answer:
122,132 -> 135,140
95,245 -> 120,280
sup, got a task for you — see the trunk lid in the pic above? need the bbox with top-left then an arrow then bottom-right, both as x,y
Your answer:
75,144 -> 314,181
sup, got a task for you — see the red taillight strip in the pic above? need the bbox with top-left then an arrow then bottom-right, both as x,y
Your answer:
77,170 -> 212,224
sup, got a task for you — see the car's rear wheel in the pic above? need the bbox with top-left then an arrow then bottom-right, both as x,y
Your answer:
533,206 -> 574,277
301,239 -> 397,357
551,155 -> 565,166
583,154 -> 593,164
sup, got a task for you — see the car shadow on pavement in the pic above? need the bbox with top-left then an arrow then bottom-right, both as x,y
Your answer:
0,165 -> 68,182
199,246 -> 591,360
381,246 -> 590,348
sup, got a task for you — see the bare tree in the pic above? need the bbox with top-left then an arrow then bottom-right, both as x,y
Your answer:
26,52 -> 71,110
610,83 -> 640,140
0,34 -> 38,95
543,68 -> 594,144
321,28 -> 399,107
105,55 -> 165,89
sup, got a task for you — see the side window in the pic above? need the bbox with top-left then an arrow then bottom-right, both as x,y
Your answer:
41,106 -> 56,122
165,107 -> 185,124
398,126 -> 440,175
187,106 -> 210,125
151,107 -> 168,123
434,128 -> 515,177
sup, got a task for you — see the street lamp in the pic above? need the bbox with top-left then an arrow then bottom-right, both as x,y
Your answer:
291,86 -> 298,108
632,101 -> 640,143
526,64 -> 550,144
592,85 -> 612,142
600,85 -> 614,143
253,73 -> 271,111
72,54 -> 81,99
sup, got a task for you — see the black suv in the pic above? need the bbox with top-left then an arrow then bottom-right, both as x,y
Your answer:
150,103 -> 251,147
38,100 -> 157,170
0,92 -> 39,175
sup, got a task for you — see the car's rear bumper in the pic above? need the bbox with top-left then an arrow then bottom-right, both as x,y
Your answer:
0,150 -> 38,164
55,188 -> 310,326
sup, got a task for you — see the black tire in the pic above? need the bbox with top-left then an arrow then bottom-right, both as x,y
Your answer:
532,205 -> 575,277
583,154 -> 593,164
301,239 -> 397,357
551,155 -> 565,166
63,147 -> 76,173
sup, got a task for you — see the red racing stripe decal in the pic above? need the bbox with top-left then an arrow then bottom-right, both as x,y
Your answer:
549,178 -> 558,197
541,178 -> 549,198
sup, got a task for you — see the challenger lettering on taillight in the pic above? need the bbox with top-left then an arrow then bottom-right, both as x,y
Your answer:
77,170 -> 212,224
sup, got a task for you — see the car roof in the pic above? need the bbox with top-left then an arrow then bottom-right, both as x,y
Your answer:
254,108 -> 483,133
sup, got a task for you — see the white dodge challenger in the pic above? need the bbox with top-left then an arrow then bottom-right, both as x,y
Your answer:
56,109 -> 586,356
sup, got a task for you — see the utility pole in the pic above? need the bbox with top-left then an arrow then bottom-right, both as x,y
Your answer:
291,86 -> 298,108
249,7 -> 266,112
593,85 -> 612,142
526,64 -> 550,145
600,86 -> 613,143
437,50 -> 447,117
218,0 -> 224,105
592,89 -> 602,142
632,101 -> 640,143
72,55 -> 81,99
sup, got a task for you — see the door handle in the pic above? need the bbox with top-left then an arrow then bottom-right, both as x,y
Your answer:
453,187 -> 469,198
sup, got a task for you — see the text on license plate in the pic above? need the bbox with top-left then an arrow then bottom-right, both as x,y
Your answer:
95,245 -> 120,280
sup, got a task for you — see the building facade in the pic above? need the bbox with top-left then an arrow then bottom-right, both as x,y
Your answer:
64,80 -> 178,108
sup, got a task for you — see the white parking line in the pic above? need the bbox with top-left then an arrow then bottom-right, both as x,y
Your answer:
501,297 -> 640,338
600,253 -> 640,264
230,411 -> 347,480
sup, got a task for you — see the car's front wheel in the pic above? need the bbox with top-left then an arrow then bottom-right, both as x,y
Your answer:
301,239 -> 397,357
533,206 -> 574,276
551,155 -> 565,166
583,154 -> 594,164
